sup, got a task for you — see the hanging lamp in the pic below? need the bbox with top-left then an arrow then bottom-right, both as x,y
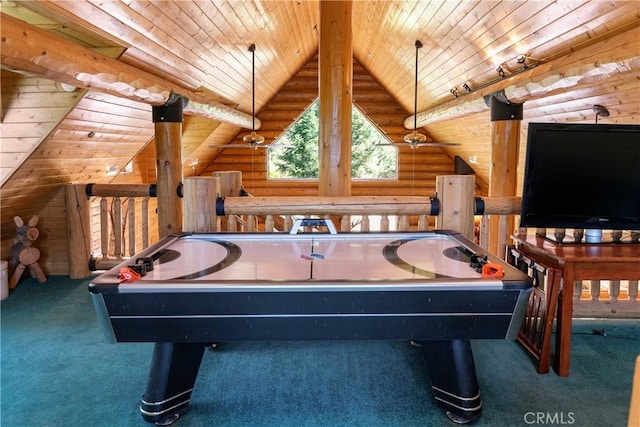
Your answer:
210,44 -> 292,150
401,40 -> 458,149
403,40 -> 428,148
242,43 -> 265,148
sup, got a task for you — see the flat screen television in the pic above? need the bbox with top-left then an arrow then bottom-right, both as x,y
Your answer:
520,122 -> 640,231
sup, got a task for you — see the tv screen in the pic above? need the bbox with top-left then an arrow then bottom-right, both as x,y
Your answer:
520,122 -> 640,231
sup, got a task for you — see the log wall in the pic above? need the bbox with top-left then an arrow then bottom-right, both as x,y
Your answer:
204,56 -> 456,197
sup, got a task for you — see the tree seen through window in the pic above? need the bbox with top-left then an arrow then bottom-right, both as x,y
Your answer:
268,100 -> 397,179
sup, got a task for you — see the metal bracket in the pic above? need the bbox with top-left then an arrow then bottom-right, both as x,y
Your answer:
289,218 -> 337,235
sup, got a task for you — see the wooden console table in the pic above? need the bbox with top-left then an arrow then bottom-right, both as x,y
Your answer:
511,233 -> 640,377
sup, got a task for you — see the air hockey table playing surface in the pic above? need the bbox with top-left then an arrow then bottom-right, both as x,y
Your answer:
89,229 -> 532,424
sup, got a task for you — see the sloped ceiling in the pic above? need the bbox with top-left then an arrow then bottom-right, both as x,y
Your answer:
1,1 -> 639,209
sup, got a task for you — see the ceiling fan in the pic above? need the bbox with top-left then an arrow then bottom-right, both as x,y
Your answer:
210,44 -> 288,151
378,40 -> 459,149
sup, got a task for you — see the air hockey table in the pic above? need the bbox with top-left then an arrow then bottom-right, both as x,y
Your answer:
90,223 -> 531,425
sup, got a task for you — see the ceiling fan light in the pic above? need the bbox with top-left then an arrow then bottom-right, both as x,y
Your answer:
403,131 -> 427,148
243,131 -> 265,146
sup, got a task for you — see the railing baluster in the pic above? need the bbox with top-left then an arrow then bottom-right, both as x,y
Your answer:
629,280 -> 639,301
398,215 -> 409,231
479,215 -> 490,250
591,280 -> 601,301
265,215 -> 274,232
227,215 -> 237,231
573,229 -> 584,243
128,198 -> 136,256
142,197 -> 149,249
361,215 -> 370,232
341,215 -> 350,231
113,197 -> 123,259
574,280 -> 583,300
418,214 -> 427,231
380,215 -> 389,232
100,197 -> 109,259
496,215 -> 509,259
611,280 -> 621,301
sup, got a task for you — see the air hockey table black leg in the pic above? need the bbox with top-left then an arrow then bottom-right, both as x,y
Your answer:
140,342 -> 206,425
420,339 -> 482,424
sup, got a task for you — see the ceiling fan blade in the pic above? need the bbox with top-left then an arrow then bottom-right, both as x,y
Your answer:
415,142 -> 460,147
376,142 -> 460,148
209,144 -> 294,149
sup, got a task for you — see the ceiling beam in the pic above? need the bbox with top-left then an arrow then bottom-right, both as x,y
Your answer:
405,25 -> 640,128
0,13 -> 260,130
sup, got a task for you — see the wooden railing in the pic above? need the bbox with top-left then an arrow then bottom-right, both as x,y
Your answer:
66,177 -> 517,276
216,195 -> 439,232
524,228 -> 640,318
65,183 -> 158,278
65,179 -> 638,318
575,277 -> 639,317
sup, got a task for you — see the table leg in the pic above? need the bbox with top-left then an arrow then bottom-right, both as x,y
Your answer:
420,340 -> 482,424
140,342 -> 206,425
554,267 -> 574,377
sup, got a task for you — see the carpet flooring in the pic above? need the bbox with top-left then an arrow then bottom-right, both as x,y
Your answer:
1,276 -> 638,427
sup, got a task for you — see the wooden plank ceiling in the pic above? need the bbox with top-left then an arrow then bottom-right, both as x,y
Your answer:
1,1 -> 639,227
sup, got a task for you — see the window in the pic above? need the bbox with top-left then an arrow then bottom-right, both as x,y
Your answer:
268,100 -> 397,179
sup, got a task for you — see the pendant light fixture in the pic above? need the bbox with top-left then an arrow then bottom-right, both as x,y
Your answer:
404,40 -> 428,148
242,43 -> 265,147
401,40 -> 458,149
210,43 -> 291,151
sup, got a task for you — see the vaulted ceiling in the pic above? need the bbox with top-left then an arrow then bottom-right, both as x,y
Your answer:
1,1 -> 639,201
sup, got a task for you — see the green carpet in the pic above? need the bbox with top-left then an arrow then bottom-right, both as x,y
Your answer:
1,276 -> 638,426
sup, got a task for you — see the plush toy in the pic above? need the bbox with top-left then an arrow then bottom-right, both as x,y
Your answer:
9,215 -> 47,288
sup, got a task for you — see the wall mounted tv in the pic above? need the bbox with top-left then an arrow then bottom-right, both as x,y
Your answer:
520,122 -> 640,231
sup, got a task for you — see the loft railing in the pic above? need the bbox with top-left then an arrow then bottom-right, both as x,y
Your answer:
216,195 -> 439,233
522,228 -> 640,318
65,179 -> 638,319
65,183 -> 158,278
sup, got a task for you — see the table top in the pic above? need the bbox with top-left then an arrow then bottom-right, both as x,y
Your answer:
512,233 -> 640,263
91,230 -> 530,291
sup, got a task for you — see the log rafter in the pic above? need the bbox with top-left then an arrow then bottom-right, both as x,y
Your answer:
404,25 -> 640,128
0,13 -> 260,130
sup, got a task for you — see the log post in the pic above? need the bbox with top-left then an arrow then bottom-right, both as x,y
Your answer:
435,175 -> 476,240
0,13 -> 256,128
318,0 -> 352,201
183,177 -> 220,232
488,94 -> 522,257
213,171 -> 243,231
212,171 -> 243,196
65,184 -> 92,278
153,95 -> 186,238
